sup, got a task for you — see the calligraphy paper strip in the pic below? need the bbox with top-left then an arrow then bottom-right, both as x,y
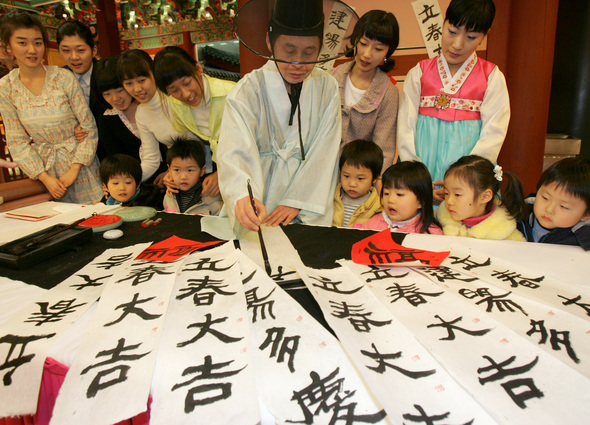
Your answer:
413,261 -> 590,379
237,250 -> 388,424
442,245 -> 590,322
238,225 -> 304,289
136,235 -> 222,262
51,241 -> 188,425
345,261 -> 590,424
352,229 -> 450,267
317,0 -> 355,72
412,0 -> 445,58
150,243 -> 260,425
0,244 -> 149,418
298,264 -> 497,424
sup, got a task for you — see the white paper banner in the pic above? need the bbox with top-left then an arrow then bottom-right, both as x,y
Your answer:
0,244 -> 150,417
237,250 -> 389,424
298,264 -> 497,424
413,264 -> 590,379
150,243 -> 260,425
317,0 -> 355,71
412,0 -> 445,58
442,245 -> 590,322
345,261 -> 590,424
51,245 -> 185,425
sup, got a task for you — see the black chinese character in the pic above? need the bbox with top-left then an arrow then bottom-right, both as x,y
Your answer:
526,319 -> 579,363
81,338 -> 150,398
425,23 -> 442,41
361,343 -> 436,379
104,293 -> 162,326
491,270 -> 544,289
558,294 -> 590,317
477,355 -> 543,409
448,255 -> 491,271
117,263 -> 174,286
328,10 -> 349,30
459,288 -> 528,316
176,276 -> 235,306
325,33 -> 342,50
259,327 -> 300,373
310,275 -> 362,294
95,254 -> 134,270
182,257 -> 234,272
422,266 -> 478,283
418,4 -> 440,23
172,355 -> 245,413
427,315 -> 491,340
70,273 -> 113,290
25,299 -> 86,326
290,368 -> 386,424
403,404 -> 473,425
177,313 -> 242,348
365,242 -> 431,265
0,333 -> 56,385
330,301 -> 391,332
245,287 -> 276,322
386,283 -> 443,306
361,266 -> 408,283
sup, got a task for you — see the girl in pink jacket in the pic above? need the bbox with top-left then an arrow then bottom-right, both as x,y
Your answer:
361,161 -> 443,234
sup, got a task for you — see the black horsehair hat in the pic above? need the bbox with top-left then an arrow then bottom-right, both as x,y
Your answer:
234,0 -> 358,64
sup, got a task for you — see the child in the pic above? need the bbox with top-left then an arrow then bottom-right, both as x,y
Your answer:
333,140 -> 383,228
153,46 -> 236,197
397,0 -> 509,203
361,161 -> 443,234
163,137 -> 223,215
100,154 -> 162,208
518,157 -> 590,250
0,11 -> 103,204
436,155 -> 526,241
331,10 -> 399,180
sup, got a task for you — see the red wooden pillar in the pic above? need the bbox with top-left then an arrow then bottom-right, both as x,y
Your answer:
237,0 -> 269,76
96,0 -> 121,57
488,0 -> 559,193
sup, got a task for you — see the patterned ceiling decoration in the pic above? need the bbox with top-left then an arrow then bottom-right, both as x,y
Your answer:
0,0 -> 236,48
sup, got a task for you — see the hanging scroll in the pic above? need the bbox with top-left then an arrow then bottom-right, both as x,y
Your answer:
412,0 -> 445,58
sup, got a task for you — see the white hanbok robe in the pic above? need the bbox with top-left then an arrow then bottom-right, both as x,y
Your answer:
217,60 -> 341,235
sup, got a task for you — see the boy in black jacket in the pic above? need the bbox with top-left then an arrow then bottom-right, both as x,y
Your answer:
100,154 -> 163,208
518,157 -> 590,250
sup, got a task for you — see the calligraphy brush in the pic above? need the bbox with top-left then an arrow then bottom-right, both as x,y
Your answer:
12,214 -> 95,256
247,180 -> 272,275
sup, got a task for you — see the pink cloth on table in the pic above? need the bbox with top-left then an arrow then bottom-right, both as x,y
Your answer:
0,358 -> 150,425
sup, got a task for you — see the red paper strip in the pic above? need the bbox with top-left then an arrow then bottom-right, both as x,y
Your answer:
352,229 -> 449,267
137,235 -> 223,262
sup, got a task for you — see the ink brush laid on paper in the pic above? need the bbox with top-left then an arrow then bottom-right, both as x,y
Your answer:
247,180 -> 272,275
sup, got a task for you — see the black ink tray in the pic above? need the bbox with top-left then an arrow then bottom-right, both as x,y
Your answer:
0,224 -> 92,269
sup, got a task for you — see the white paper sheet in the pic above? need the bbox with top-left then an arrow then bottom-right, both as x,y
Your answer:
150,243 -> 260,425
0,245 -> 149,417
237,251 -> 390,424
50,245 -> 183,425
